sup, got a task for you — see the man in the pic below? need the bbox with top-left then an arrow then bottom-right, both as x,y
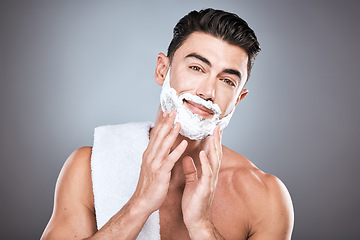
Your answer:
42,9 -> 294,239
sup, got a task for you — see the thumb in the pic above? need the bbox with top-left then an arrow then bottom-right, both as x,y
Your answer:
182,156 -> 198,183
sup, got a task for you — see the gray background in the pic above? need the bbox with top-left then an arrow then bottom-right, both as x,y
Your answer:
1,0 -> 359,239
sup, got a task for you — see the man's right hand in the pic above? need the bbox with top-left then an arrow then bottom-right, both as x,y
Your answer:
41,110 -> 187,240
131,110 -> 188,214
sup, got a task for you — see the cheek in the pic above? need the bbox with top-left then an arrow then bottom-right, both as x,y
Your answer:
217,90 -> 238,115
170,75 -> 198,95
176,80 -> 194,91
171,81 -> 192,97
169,68 -> 186,92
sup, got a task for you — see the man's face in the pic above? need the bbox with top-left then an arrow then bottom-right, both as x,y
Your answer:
168,32 -> 249,119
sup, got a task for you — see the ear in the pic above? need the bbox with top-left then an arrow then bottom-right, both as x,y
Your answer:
155,53 -> 170,86
235,89 -> 249,107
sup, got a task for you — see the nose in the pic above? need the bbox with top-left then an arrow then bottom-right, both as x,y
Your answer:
196,76 -> 216,101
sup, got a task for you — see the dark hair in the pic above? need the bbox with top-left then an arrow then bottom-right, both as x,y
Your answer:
167,8 -> 261,81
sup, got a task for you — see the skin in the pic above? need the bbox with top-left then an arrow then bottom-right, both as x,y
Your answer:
41,32 -> 294,240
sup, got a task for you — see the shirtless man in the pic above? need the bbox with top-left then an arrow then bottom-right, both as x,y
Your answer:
42,9 -> 294,239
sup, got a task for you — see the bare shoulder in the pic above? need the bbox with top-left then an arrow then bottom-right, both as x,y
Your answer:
60,146 -> 93,180
219,146 -> 294,239
221,146 -> 292,200
41,146 -> 97,239
56,146 -> 94,208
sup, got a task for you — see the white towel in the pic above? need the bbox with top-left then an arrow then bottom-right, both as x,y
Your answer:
91,121 -> 160,239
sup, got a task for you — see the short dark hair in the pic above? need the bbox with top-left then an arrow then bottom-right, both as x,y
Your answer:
167,8 -> 261,82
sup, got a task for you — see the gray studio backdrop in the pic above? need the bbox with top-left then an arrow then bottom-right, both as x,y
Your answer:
1,0 -> 359,239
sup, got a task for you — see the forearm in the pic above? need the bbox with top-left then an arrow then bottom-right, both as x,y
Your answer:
86,198 -> 151,240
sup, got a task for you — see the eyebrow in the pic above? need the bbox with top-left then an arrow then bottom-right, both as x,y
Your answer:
185,53 -> 212,67
185,52 -> 242,81
223,68 -> 242,81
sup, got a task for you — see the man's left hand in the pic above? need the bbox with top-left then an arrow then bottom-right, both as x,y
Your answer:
181,126 -> 223,239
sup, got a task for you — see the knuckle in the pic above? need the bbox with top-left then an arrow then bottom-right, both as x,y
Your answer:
143,149 -> 155,165
164,116 -> 174,126
185,172 -> 197,182
159,142 -> 171,155
165,155 -> 174,164
149,127 -> 155,138
149,130 -> 156,140
154,169 -> 163,181
153,128 -> 161,139
170,125 -> 179,135
150,164 -> 158,173
142,149 -> 149,159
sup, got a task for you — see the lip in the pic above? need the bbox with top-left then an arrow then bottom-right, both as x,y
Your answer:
183,100 -> 214,117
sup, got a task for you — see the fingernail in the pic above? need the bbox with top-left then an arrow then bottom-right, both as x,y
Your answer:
163,111 -> 167,117
173,123 -> 178,129
169,110 -> 174,117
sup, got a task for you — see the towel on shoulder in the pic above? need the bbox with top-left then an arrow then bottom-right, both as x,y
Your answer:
91,121 -> 160,239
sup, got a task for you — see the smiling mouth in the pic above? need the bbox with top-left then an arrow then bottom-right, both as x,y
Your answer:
183,100 -> 215,116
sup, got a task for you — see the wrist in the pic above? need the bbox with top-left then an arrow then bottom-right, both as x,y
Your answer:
128,195 -> 153,219
187,221 -> 215,240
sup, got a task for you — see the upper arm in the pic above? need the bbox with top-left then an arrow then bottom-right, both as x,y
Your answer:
41,147 -> 97,240
249,175 -> 294,240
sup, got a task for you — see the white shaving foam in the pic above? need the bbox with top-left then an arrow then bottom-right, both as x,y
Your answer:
160,70 -> 235,140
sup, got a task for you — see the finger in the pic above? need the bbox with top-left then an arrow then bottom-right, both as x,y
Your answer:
152,110 -> 176,149
208,129 -> 222,188
160,139 -> 188,173
210,126 -> 222,169
155,121 -> 182,162
148,110 -> 177,158
199,150 -> 212,186
214,126 -> 223,161
182,156 -> 198,183
150,110 -> 169,138
150,110 -> 172,142
144,110 -> 172,163
148,110 -> 170,150
207,135 -> 219,172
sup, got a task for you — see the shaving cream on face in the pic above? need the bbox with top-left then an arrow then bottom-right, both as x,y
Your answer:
160,70 -> 235,140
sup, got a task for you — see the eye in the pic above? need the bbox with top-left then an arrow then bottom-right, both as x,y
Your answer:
221,78 -> 236,87
189,66 -> 203,72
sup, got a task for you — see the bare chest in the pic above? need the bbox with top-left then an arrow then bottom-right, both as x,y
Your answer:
159,185 -> 251,240
159,189 -> 190,240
